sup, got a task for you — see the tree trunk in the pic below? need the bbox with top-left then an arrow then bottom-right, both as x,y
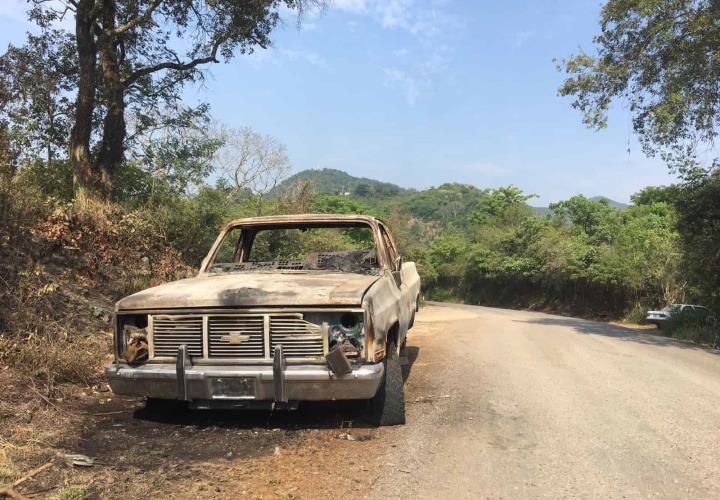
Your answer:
69,0 -> 98,198
96,0 -> 125,198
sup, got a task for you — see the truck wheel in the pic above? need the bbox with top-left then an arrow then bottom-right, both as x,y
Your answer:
408,296 -> 419,329
368,340 -> 405,426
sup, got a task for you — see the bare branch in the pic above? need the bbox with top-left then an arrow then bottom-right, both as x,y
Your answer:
214,125 -> 291,200
123,38 -> 225,87
110,0 -> 163,36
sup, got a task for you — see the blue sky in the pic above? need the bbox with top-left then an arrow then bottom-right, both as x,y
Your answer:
0,0 -> 678,204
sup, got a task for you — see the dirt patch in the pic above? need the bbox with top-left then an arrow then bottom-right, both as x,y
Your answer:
0,368 -> 392,499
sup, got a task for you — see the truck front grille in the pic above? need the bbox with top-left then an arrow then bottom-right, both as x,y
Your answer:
148,313 -> 326,360
151,315 -> 204,357
270,317 -> 324,357
208,316 -> 265,358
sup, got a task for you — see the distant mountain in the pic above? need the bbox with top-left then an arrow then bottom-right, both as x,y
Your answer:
588,196 -> 629,210
533,206 -> 552,216
272,168 -> 405,198
274,169 -> 630,216
533,196 -> 629,216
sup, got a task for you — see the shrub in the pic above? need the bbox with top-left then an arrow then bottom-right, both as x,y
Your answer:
662,309 -> 719,346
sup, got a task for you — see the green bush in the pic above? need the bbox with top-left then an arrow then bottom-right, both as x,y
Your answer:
662,310 -> 719,346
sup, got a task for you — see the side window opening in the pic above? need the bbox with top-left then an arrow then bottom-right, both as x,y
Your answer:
214,228 -> 243,264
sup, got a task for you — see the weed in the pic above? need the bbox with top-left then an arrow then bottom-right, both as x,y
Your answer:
54,485 -> 88,500
0,448 -> 18,483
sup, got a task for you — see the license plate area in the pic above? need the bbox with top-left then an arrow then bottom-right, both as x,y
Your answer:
210,377 -> 256,399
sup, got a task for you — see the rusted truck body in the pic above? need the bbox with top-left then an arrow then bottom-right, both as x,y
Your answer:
106,214 -> 421,425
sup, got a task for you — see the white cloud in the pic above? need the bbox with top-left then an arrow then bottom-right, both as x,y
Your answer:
280,49 -> 329,69
375,0 -> 414,30
333,0 -> 456,40
246,47 -> 330,70
514,30 -> 536,47
332,0 -> 370,13
382,43 -> 449,106
334,1 -> 457,106
383,68 -> 421,105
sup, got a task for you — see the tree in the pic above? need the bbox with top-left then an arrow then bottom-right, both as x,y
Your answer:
469,186 -> 536,226
0,29 -> 76,172
353,182 -> 371,197
22,0 -> 319,199
631,185 -> 681,206
118,104 -> 224,204
558,0 -> 720,176
675,172 -> 720,309
549,196 -> 619,243
215,126 -> 292,215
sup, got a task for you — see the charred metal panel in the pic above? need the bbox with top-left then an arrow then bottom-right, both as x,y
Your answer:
116,273 -> 380,310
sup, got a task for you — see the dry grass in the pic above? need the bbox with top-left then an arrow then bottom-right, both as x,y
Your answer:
0,180 -> 200,497
0,179 -> 191,394
0,447 -> 19,485
0,335 -> 109,387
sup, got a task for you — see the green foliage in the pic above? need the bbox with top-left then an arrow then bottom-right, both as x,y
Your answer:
631,185 -> 681,206
157,187 -> 236,266
0,28 -> 76,170
16,159 -> 75,201
558,0 -> 720,175
662,308 -> 719,346
416,185 -> 688,317
273,168 -> 404,198
469,186 -> 536,226
550,195 -> 620,243
675,171 -> 720,311
2,0 -> 322,198
248,227 -> 374,261
117,104 -> 223,207
309,193 -> 375,216
54,485 -> 88,500
400,183 -> 486,224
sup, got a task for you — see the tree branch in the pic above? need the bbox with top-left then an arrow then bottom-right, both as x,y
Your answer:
123,38 -> 224,87
110,0 -> 163,36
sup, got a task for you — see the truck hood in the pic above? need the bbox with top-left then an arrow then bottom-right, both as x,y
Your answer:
116,272 -> 381,310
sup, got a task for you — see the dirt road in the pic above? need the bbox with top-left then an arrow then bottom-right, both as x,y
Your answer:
14,303 -> 720,498
371,303 -> 720,499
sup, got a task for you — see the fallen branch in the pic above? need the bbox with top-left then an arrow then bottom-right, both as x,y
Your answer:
12,462 -> 52,488
91,410 -> 126,416
0,487 -> 29,500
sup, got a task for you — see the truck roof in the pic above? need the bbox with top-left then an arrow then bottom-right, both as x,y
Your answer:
223,213 -> 384,229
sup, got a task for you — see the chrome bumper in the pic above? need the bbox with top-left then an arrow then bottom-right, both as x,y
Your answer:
105,360 -> 384,403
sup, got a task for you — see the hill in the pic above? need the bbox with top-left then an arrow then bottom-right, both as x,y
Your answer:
272,168 -> 405,198
588,196 -> 629,209
534,196 -> 628,216
275,168 -> 629,216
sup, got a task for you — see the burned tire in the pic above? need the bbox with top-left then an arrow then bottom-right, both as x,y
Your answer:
368,340 -> 405,426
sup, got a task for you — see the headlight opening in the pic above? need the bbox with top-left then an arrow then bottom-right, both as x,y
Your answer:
328,313 -> 364,358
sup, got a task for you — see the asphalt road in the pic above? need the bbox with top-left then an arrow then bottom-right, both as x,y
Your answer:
370,303 -> 720,499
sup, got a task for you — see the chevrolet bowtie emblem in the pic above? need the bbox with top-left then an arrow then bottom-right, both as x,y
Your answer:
220,333 -> 252,344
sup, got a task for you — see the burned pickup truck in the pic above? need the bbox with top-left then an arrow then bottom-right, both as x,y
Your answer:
106,214 -> 421,425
